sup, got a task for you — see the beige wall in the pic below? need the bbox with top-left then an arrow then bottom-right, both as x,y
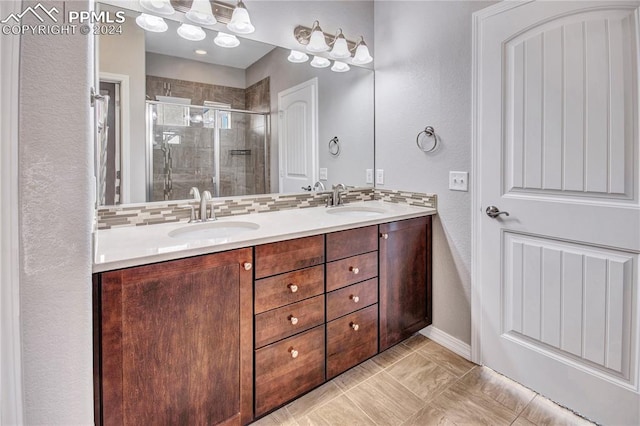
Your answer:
146,52 -> 247,89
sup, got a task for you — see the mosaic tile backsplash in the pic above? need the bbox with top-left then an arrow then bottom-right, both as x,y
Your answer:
96,188 -> 437,230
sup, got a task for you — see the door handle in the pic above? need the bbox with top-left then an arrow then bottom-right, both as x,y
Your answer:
301,185 -> 312,191
486,206 -> 510,218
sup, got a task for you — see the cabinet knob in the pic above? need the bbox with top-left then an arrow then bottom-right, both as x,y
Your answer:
289,348 -> 299,359
349,266 -> 360,275
289,315 -> 299,325
288,283 -> 298,293
381,233 -> 389,240
350,322 -> 359,331
242,262 -> 252,271
350,295 -> 360,303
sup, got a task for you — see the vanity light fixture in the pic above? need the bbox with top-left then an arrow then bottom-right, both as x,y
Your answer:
139,0 -> 175,16
331,61 -> 350,73
351,36 -> 373,65
194,49 -> 208,55
177,23 -> 206,41
329,29 -> 351,59
135,13 -> 168,32
305,21 -> 330,52
214,32 -> 240,48
185,0 -> 217,26
227,0 -> 255,34
310,56 -> 331,68
287,50 -> 309,63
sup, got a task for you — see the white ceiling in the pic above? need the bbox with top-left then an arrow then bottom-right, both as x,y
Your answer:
144,17 -> 276,70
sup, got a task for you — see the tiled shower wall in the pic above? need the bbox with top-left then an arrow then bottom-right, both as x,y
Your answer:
96,188 -> 437,229
146,75 -> 269,200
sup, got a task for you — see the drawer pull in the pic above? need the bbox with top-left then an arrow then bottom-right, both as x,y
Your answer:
349,266 -> 360,275
243,262 -> 252,271
288,283 -> 299,293
289,348 -> 299,359
289,315 -> 299,325
381,233 -> 389,240
350,295 -> 360,303
350,322 -> 360,331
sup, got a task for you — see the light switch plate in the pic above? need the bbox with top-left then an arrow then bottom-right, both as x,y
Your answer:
449,171 -> 468,191
319,168 -> 328,181
376,169 -> 384,185
366,169 -> 373,184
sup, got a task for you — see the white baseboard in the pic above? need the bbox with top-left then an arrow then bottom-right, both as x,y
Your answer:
420,325 -> 472,361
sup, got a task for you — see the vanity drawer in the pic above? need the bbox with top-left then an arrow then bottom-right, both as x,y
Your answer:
326,225 -> 378,262
326,278 -> 378,321
255,235 -> 324,279
326,251 -> 378,292
255,295 -> 325,348
255,265 -> 324,314
255,325 -> 325,417
326,304 -> 378,379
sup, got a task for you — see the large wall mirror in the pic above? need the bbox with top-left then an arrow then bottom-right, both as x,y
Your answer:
95,1 -> 374,206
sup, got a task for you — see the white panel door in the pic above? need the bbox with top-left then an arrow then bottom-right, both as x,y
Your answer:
474,2 -> 640,424
278,78 -> 318,193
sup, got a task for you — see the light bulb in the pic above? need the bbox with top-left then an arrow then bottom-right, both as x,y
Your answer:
214,32 -> 240,48
310,56 -> 331,68
185,0 -> 217,26
287,50 -> 309,63
331,61 -> 350,73
329,30 -> 351,59
306,21 -> 329,52
135,13 -> 168,32
352,37 -> 373,65
139,0 -> 174,16
227,0 -> 255,34
177,23 -> 206,41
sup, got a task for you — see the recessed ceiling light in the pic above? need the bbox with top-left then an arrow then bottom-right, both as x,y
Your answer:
194,49 -> 207,55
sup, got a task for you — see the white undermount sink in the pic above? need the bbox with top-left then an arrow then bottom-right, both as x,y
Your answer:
325,206 -> 387,217
168,221 -> 260,240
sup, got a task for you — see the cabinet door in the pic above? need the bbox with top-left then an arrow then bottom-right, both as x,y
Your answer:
97,249 -> 253,426
379,216 -> 432,351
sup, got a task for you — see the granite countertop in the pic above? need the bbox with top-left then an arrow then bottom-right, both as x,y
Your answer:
93,200 -> 437,273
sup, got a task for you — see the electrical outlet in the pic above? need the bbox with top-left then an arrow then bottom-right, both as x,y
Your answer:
319,168 -> 328,181
376,169 -> 384,185
449,171 -> 469,191
366,169 -> 374,184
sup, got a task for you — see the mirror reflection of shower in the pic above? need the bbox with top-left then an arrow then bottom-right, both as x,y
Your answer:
146,100 -> 269,201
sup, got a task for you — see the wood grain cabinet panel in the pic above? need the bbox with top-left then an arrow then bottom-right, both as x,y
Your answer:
255,295 -> 325,348
326,251 -> 378,292
255,326 -> 325,417
379,216 -> 432,351
326,225 -> 378,261
326,304 -> 378,379
326,278 -> 378,321
96,249 -> 253,426
255,235 -> 324,279
254,265 -> 324,314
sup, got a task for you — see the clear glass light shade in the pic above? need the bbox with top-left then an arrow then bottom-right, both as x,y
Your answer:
329,33 -> 351,59
331,61 -> 350,72
227,1 -> 255,34
214,32 -> 240,48
306,23 -> 329,52
287,50 -> 309,63
310,56 -> 331,68
136,13 -> 168,32
139,0 -> 175,16
352,40 -> 373,65
185,0 -> 217,26
177,23 -> 206,41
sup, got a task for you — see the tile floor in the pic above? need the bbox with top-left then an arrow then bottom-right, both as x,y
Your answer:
251,334 -> 595,426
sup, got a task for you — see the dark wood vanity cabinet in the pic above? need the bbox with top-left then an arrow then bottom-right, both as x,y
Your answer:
93,249 -> 254,426
379,216 -> 432,351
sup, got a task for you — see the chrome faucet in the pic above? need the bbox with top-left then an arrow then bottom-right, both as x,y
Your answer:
330,183 -> 347,207
313,181 -> 325,192
189,187 -> 201,201
200,190 -> 212,221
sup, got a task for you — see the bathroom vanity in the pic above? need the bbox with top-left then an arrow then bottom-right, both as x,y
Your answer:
92,202 -> 434,425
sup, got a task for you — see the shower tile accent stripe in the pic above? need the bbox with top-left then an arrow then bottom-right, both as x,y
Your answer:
95,188 -> 436,229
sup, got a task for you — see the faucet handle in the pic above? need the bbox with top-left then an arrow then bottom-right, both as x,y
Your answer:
178,205 -> 197,223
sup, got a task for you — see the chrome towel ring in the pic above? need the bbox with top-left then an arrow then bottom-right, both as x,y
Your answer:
329,136 -> 341,156
416,126 -> 438,153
